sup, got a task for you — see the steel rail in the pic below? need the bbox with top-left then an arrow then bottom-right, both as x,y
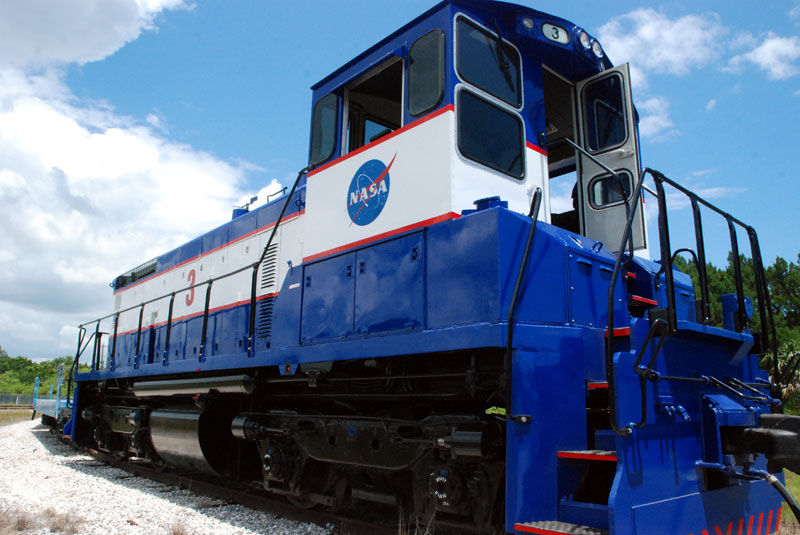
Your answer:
81,448 -> 401,535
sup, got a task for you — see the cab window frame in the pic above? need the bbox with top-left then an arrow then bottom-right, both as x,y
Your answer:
456,85 -> 525,180
343,57 -> 404,155
454,14 -> 522,109
587,170 -> 633,210
408,29 -> 446,117
309,93 -> 339,166
580,72 -> 629,154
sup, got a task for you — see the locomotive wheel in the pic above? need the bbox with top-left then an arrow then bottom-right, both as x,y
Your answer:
151,459 -> 169,473
286,494 -> 319,509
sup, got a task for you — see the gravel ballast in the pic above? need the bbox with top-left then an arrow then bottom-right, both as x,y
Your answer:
0,419 -> 332,535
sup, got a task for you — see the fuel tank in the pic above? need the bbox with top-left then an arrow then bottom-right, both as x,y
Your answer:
149,408 -> 230,475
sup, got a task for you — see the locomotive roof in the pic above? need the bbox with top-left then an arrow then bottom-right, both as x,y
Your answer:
111,183 -> 305,292
311,0 -> 594,95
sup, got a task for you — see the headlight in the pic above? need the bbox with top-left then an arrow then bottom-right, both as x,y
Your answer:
591,40 -> 604,59
521,16 -> 535,30
578,30 -> 591,49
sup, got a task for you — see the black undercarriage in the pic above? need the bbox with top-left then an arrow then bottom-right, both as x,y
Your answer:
75,350 -> 508,532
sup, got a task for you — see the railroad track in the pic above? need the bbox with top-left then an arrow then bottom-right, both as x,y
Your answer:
84,448 -> 398,535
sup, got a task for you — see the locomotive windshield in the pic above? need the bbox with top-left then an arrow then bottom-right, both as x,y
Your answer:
455,16 -> 521,107
455,16 -> 525,179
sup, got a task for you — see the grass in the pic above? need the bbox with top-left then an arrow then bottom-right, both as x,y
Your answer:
0,506 -> 83,534
779,471 -> 800,534
0,409 -> 33,427
168,518 -> 190,535
0,509 -> 35,534
45,508 -> 83,535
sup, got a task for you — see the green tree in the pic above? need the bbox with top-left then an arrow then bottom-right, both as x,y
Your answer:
673,253 -> 800,389
766,254 -> 800,352
0,347 -> 81,396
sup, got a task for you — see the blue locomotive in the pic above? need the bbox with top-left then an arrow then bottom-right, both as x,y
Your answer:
62,1 -> 800,533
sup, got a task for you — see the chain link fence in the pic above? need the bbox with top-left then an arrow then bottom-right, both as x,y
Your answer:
0,394 -> 35,406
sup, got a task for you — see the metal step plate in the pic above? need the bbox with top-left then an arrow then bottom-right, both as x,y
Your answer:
514,520 -> 609,535
557,450 -> 617,462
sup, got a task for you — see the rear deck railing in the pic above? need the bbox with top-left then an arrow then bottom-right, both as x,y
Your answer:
606,167 -> 779,435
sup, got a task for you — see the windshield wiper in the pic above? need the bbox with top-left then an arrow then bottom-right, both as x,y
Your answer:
491,19 -> 515,92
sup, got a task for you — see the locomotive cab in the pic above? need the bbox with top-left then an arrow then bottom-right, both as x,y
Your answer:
303,0 -> 647,261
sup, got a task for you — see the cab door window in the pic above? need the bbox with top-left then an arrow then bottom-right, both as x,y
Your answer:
346,59 -> 403,153
582,73 -> 627,152
588,171 -> 633,208
576,64 -> 646,252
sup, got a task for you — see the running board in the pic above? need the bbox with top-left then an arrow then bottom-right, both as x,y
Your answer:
514,521 -> 608,534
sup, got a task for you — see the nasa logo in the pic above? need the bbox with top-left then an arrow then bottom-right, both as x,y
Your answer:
346,154 -> 396,226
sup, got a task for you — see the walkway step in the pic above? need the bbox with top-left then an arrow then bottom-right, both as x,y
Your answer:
557,450 -> 617,462
514,521 -> 608,534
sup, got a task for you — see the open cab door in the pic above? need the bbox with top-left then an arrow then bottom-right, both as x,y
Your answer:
576,63 -> 646,253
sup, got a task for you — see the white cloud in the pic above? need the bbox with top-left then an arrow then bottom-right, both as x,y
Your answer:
653,170 -> 742,211
791,5 -> 800,20
0,1 -> 262,359
239,178 -> 284,211
637,97 -> 675,140
690,169 -> 719,178
548,178 -> 576,214
705,98 -> 718,111
0,0 -> 188,68
0,78 -> 250,354
597,9 -> 727,89
663,186 -> 746,211
146,111 -> 167,132
728,33 -> 800,80
729,32 -> 758,52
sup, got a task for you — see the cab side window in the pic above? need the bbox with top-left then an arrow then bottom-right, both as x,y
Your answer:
457,89 -> 524,178
309,93 -> 338,165
408,29 -> 445,116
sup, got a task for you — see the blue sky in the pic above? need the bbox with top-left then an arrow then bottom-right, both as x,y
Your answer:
1,0 -> 799,358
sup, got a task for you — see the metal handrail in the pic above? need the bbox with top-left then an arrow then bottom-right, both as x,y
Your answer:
70,167 -> 311,380
606,167 -> 778,435
671,248 -> 708,324
247,165 -> 311,352
505,187 -> 542,424
690,196 -> 712,324
652,176 -> 678,332
649,172 -> 776,355
199,280 -> 214,360
630,317 -> 670,428
605,166 -> 650,436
